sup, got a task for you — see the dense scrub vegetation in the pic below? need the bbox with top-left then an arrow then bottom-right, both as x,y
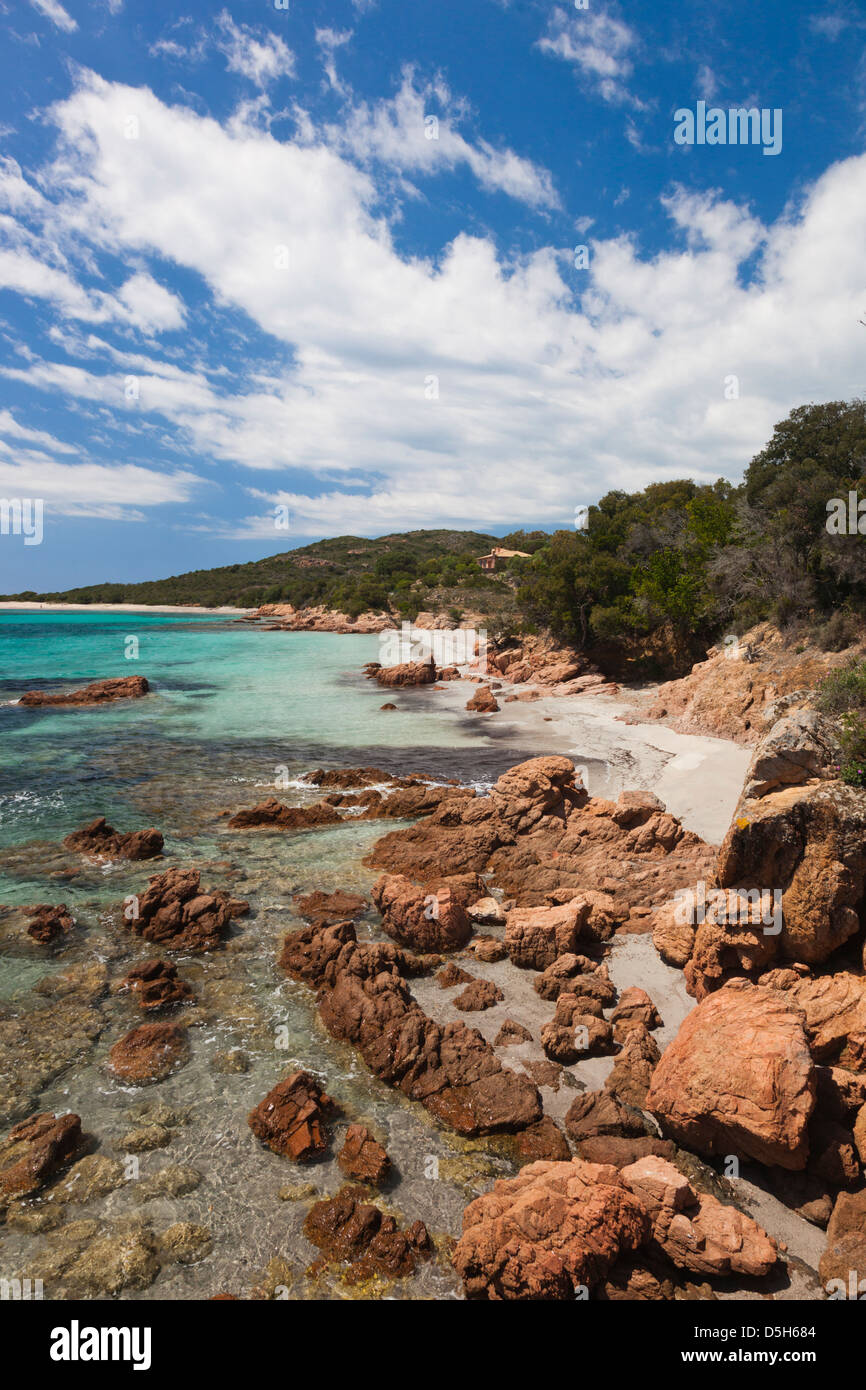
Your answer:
6,400 -> 865,675
518,399 -> 866,672
816,658 -> 866,787
6,530 -> 511,619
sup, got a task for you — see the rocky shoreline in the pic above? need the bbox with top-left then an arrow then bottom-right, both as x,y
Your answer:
1,626 -> 865,1301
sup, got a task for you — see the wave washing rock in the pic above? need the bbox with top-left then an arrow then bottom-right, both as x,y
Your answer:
0,1112 -> 83,1206
248,1071 -> 335,1162
125,866 -> 245,953
18,676 -> 150,707
24,904 -> 74,945
63,817 -> 163,862
452,1153 -> 778,1299
118,959 -> 193,1012
107,1023 -> 189,1086
227,798 -> 341,831
371,873 -> 472,953
645,981 -> 816,1169
370,657 -> 438,688
279,919 -> 541,1136
466,686 -> 499,713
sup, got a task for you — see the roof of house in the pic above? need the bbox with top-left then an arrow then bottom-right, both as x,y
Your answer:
477,547 -> 531,560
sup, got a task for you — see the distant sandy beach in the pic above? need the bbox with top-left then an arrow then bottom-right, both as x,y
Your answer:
0,602 -> 253,615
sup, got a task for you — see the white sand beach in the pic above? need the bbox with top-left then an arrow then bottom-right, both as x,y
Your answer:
427,678 -> 751,845
0,602 -> 253,615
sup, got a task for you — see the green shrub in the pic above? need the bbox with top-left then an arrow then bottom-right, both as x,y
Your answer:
815,659 -> 866,715
837,712 -> 866,788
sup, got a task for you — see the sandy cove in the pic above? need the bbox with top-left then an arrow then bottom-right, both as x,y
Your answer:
403,676 -> 751,847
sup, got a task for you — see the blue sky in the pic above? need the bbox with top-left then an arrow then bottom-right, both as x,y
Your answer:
0,0 -> 865,589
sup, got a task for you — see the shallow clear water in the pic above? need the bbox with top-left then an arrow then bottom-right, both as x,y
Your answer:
0,611 -> 538,1301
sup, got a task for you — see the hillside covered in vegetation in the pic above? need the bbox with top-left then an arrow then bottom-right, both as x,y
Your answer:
7,400 -> 866,675
4,528 -> 531,621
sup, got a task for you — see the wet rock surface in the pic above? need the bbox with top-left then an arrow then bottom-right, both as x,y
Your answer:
19,676 -> 150,707
24,904 -> 75,945
248,1071 -> 335,1162
118,959 -> 194,1012
337,1124 -> 391,1185
0,719 -> 853,1303
63,817 -> 164,862
0,1111 -> 84,1206
125,866 -> 241,953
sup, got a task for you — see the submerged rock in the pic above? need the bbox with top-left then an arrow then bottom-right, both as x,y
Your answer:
293,889 -> 367,924
118,958 -> 193,1011
107,1022 -> 189,1086
304,1186 -> 431,1277
227,798 -> 341,830
0,1111 -> 83,1205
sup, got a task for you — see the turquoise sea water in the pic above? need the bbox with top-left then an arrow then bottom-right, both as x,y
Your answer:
0,611 -> 541,1298
0,610 -> 523,865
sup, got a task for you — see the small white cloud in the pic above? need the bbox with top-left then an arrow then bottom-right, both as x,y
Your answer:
330,69 -> 560,210
0,408 -> 78,453
538,6 -> 639,106
697,64 -> 718,101
117,272 -> 186,333
316,27 -> 353,93
29,0 -> 77,33
808,13 -> 851,39
0,248 -> 186,334
215,10 -> 295,89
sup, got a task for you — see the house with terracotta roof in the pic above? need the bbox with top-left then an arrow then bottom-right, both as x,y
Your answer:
476,546 -> 531,572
